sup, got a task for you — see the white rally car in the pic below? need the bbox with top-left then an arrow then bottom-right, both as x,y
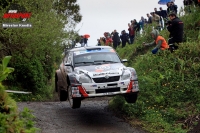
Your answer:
55,46 -> 139,108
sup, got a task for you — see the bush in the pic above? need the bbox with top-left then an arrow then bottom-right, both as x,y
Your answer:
0,56 -> 38,133
109,6 -> 200,133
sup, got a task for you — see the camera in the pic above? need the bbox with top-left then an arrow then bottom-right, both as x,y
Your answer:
165,20 -> 171,25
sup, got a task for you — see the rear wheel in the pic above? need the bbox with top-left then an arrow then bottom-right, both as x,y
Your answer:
124,92 -> 138,103
58,88 -> 68,101
68,86 -> 81,109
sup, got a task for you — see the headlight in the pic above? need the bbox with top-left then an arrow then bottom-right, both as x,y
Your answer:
121,71 -> 131,80
79,74 -> 92,83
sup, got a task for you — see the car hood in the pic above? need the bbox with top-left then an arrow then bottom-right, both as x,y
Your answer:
74,63 -> 126,78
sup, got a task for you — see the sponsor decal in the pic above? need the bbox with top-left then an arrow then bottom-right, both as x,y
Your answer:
93,71 -> 119,76
3,10 -> 31,19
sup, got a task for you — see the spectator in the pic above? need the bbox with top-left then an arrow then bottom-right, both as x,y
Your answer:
167,2 -> 178,14
79,36 -> 84,47
133,19 -> 141,37
154,8 -> 163,29
146,13 -> 152,24
101,37 -> 106,45
97,39 -> 101,46
139,16 -> 145,32
143,29 -> 169,54
83,37 -> 88,47
104,32 -> 113,46
144,18 -> 148,25
120,30 -> 129,48
128,23 -> 135,44
159,7 -> 168,28
112,30 -> 121,49
151,12 -> 161,31
166,11 -> 184,52
171,2 -> 178,14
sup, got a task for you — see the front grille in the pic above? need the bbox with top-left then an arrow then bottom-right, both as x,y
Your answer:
96,87 -> 120,93
93,76 -> 120,83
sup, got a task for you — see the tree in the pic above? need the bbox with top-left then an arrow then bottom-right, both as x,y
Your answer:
0,0 -> 82,97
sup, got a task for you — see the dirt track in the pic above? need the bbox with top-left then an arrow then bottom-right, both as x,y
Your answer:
17,98 -> 146,133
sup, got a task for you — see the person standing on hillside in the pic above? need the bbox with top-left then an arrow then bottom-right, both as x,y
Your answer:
112,30 -> 121,49
159,7 -> 168,28
142,29 -> 169,54
154,8 -> 163,29
97,39 -> 101,46
83,37 -> 88,47
151,12 -> 161,31
167,2 -> 178,14
146,13 -> 152,24
166,11 -> 184,52
79,36 -> 84,47
128,23 -> 135,44
120,30 -> 129,48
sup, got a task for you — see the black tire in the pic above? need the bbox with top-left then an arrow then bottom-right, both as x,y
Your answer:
59,90 -> 68,101
124,92 -> 138,103
68,86 -> 81,109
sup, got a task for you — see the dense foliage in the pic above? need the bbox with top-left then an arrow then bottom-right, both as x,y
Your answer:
0,0 -> 82,101
109,6 -> 200,133
0,56 -> 38,133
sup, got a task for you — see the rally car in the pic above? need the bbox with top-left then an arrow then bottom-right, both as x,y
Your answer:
55,46 -> 139,109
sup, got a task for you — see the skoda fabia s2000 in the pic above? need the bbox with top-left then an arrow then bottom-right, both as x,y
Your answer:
55,46 -> 139,108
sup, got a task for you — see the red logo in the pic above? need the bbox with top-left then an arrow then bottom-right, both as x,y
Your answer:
3,10 -> 31,19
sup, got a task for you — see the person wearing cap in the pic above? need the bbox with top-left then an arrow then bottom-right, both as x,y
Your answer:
143,29 -> 169,54
166,11 -> 184,52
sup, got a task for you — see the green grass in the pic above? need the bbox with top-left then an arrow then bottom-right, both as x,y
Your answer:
109,6 -> 200,133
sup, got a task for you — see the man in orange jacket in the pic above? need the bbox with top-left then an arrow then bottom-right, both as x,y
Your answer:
143,29 -> 169,54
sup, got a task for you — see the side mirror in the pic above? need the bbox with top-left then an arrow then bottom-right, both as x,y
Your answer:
121,59 -> 128,63
64,63 -> 74,71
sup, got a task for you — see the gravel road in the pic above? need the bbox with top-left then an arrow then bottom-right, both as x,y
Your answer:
17,97 -> 146,133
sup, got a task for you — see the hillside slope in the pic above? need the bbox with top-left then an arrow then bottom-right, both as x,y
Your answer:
109,6 -> 200,133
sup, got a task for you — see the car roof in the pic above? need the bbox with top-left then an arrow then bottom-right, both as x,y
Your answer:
68,46 -> 113,52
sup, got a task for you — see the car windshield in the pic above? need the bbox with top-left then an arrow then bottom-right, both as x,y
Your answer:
74,52 -> 121,67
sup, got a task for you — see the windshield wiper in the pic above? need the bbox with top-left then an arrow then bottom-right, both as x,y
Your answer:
75,62 -> 93,64
94,60 -> 119,63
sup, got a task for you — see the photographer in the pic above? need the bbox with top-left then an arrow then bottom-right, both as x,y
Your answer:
166,11 -> 184,52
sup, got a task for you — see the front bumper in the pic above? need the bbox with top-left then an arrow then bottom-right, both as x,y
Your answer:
71,80 -> 139,98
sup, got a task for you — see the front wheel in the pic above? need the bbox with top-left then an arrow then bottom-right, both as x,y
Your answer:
124,92 -> 138,103
68,86 -> 81,109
